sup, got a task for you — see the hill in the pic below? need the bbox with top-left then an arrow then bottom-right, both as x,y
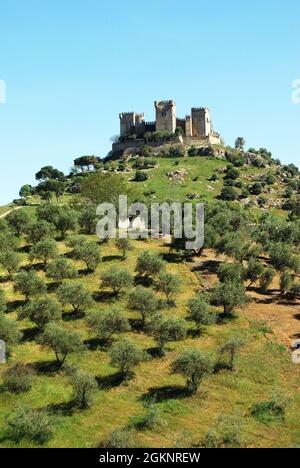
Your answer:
0,142 -> 299,448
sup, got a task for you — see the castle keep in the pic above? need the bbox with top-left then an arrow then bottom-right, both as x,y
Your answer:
116,100 -> 221,148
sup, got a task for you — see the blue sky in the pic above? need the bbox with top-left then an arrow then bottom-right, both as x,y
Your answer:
0,0 -> 300,204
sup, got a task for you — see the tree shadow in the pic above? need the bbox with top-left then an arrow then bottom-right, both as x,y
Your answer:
22,326 -> 40,342
62,310 -> 85,321
134,275 -> 153,287
93,291 -> 116,303
146,346 -> 164,358
46,400 -> 76,417
213,361 -> 231,374
18,245 -> 31,254
0,275 -> 12,284
192,259 -> 221,274
6,299 -> 25,313
96,372 -> 124,390
84,337 -> 110,351
47,282 -> 61,293
141,385 -> 189,403
102,255 -> 121,262
128,317 -> 144,332
78,268 -> 94,276
32,360 -> 61,375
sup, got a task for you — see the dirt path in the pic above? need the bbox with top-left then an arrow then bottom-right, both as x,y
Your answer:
0,206 -> 21,219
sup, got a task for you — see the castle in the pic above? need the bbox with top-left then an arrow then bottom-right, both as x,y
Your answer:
113,100 -> 221,152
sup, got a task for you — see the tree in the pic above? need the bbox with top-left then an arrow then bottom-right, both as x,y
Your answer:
0,250 -> 20,276
78,206 -> 97,235
19,297 -> 61,331
74,156 -> 99,172
210,281 -> 248,317
187,294 -> 216,333
41,323 -> 83,367
171,349 -> 213,394
54,209 -> 78,239
109,339 -> 145,379
7,406 -> 53,444
280,270 -> 294,296
135,251 -> 165,279
36,203 -> 60,224
235,137 -> 246,150
26,221 -> 54,245
269,243 -> 299,273
150,316 -> 186,356
244,257 -> 265,289
87,309 -> 130,345
80,172 -> 137,206
67,367 -> 97,409
35,165 -> 65,181
219,186 -> 238,201
259,268 -> 276,294
0,288 -> 6,313
46,257 -> 78,283
219,337 -> 244,371
6,209 -> 31,237
37,179 -> 65,202
101,267 -> 133,295
57,282 -> 93,314
14,270 -> 47,301
3,363 -> 34,393
73,240 -> 101,272
0,313 -> 22,354
128,286 -> 158,327
156,271 -> 181,303
29,239 -> 58,266
19,184 -> 33,199
115,238 -> 133,260
218,263 -> 244,284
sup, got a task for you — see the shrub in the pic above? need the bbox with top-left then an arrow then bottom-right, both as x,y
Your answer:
219,186 -> 238,201
7,406 -> 53,444
3,363 -> 34,393
0,314 -> 22,354
219,337 -> 244,371
135,170 -> 148,182
0,288 -> 6,313
100,428 -> 135,448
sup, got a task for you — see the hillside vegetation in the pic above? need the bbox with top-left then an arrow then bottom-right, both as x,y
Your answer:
0,141 -> 299,448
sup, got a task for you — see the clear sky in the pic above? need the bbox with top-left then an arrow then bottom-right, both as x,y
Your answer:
0,0 -> 300,204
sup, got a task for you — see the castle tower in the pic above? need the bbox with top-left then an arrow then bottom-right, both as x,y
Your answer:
191,107 -> 212,138
154,100 -> 176,133
185,115 -> 193,137
119,112 -> 145,137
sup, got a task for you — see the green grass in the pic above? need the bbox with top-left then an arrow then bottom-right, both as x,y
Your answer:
0,228 -> 299,448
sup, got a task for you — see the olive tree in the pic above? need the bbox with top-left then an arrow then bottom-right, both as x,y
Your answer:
187,294 -> 216,333
73,240 -> 101,272
150,316 -> 186,356
6,209 -> 31,237
41,323 -> 83,367
3,363 -> 34,394
54,209 -> 78,239
101,267 -> 133,295
109,339 -> 145,379
26,221 -> 54,245
57,282 -> 94,314
128,286 -> 158,327
19,297 -> 61,331
67,367 -> 97,409
14,270 -> 47,301
210,281 -> 248,317
29,239 -> 59,266
156,271 -> 181,304
46,257 -> 78,283
219,337 -> 244,371
87,309 -> 130,345
115,238 -> 133,260
171,348 -> 213,394
0,313 -> 22,354
135,251 -> 165,280
0,250 -> 20,276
